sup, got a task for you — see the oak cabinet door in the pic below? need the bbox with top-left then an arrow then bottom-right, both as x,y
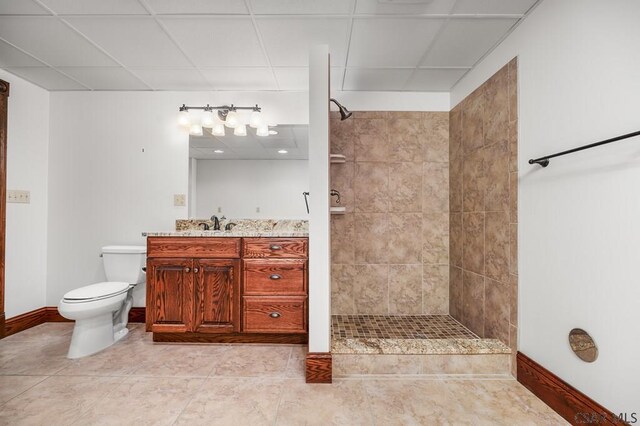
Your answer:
193,259 -> 240,333
146,258 -> 194,333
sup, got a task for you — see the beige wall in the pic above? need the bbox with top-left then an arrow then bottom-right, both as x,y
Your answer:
449,58 -> 518,373
330,111 -> 449,315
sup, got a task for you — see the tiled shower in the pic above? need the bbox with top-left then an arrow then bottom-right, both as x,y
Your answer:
329,59 -> 518,376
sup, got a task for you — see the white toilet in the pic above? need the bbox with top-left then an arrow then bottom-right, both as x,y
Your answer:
58,245 -> 146,359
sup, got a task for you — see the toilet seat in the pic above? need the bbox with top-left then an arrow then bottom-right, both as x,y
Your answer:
63,281 -> 130,303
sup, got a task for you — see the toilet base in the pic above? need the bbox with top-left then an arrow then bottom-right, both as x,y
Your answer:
67,313 -> 119,359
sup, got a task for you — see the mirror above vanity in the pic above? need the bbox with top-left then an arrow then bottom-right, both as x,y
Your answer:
188,124 -> 309,221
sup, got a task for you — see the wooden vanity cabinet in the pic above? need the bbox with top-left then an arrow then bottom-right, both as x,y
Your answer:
146,236 -> 308,343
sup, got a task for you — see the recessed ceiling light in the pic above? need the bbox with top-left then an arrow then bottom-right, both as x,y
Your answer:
214,149 -> 224,153
278,149 -> 288,154
269,130 -> 278,135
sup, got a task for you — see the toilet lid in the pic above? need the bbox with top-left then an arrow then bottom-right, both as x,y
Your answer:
63,281 -> 130,301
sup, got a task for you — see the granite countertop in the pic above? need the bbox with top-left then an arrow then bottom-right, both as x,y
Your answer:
143,218 -> 309,238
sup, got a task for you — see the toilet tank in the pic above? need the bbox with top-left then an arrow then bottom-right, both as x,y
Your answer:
102,245 -> 147,284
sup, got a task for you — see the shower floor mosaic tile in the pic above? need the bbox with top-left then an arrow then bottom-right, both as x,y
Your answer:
332,315 -> 479,340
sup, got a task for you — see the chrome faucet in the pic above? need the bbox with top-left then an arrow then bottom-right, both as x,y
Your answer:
330,189 -> 341,204
210,215 -> 221,231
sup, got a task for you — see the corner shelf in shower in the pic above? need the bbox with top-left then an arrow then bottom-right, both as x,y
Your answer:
330,154 -> 346,163
330,206 -> 346,215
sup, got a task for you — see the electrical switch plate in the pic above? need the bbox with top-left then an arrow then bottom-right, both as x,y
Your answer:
8,190 -> 30,204
174,194 -> 186,207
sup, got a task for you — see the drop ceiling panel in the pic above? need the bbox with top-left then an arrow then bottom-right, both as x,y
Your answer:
355,0 -> 457,15
200,68 -> 277,90
421,18 -> 517,67
404,68 -> 468,91
160,17 -> 266,67
0,40 -> 45,67
7,67 -> 86,90
452,0 -> 538,15
37,0 -> 149,15
273,67 -> 344,91
0,0 -> 50,15
144,0 -> 248,15
131,68 -> 211,90
57,67 -> 150,90
249,0 -> 354,15
343,68 -> 413,91
347,18 -> 445,67
256,17 -> 350,67
0,17 -> 117,66
66,17 -> 191,67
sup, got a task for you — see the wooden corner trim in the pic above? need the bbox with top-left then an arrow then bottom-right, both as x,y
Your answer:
0,79 -> 8,96
305,352 -> 332,383
517,352 -> 630,425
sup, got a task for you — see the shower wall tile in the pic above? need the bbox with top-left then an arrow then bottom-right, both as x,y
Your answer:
331,111 -> 449,315
422,162 -> 449,213
449,212 -> 463,268
485,140 -> 510,213
331,213 -> 355,265
388,213 -> 423,264
485,211 -> 509,284
423,264 -> 449,315
353,264 -> 389,314
389,264 -> 423,314
484,278 -> 509,344
462,212 -> 485,275
389,162 -> 423,212
422,212 -> 449,265
449,59 -> 517,361
354,162 -> 389,212
423,112 -> 449,163
463,271 -> 485,337
449,266 -> 463,320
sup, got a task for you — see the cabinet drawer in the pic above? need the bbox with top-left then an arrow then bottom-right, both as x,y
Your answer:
243,297 -> 307,333
243,238 -> 308,259
244,259 -> 307,295
147,237 -> 241,258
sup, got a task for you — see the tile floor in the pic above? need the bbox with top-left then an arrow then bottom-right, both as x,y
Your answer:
0,323 -> 567,425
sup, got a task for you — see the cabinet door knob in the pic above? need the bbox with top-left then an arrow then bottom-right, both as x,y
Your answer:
184,267 -> 191,273
269,274 -> 281,280
269,312 -> 281,318
270,244 -> 282,250
193,267 -> 199,273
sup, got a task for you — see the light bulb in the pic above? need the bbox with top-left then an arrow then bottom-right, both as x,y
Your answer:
189,123 -> 203,136
178,110 -> 190,127
212,122 -> 225,136
201,110 -> 215,128
249,110 -> 263,128
225,110 -> 239,128
256,125 -> 269,137
234,124 -> 247,136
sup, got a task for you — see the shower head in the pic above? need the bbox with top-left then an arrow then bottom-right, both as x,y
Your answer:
330,98 -> 353,121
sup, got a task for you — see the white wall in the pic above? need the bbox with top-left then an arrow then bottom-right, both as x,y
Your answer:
195,160 -> 309,219
452,0 -> 640,414
1,70 -> 49,318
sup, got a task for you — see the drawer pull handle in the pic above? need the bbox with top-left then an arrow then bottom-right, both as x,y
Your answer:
269,312 -> 281,318
193,267 -> 199,273
184,267 -> 191,273
270,274 -> 282,280
270,245 -> 282,250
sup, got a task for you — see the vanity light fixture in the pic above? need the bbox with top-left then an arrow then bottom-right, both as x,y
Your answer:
178,104 -> 277,137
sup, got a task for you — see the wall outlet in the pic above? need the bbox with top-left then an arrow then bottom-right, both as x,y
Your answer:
256,206 -> 260,213
174,194 -> 186,207
8,190 -> 30,204
217,207 -> 222,213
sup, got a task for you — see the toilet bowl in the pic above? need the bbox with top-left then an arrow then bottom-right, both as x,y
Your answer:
58,245 -> 146,359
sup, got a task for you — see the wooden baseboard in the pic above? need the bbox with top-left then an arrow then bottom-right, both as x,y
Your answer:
305,352 -> 332,383
2,306 -> 146,338
0,313 -> 5,338
153,332 -> 307,344
4,307 -> 48,336
517,352 -> 631,425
